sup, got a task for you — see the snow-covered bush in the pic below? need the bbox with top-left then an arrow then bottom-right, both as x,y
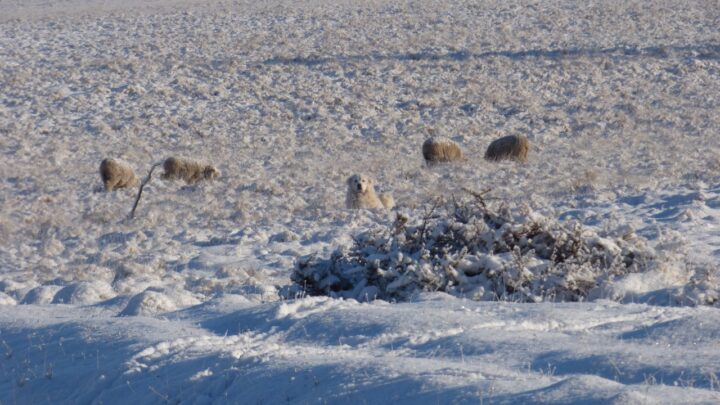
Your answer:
665,265 -> 720,307
289,195 -> 655,303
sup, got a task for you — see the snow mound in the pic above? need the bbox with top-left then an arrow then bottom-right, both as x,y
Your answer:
120,288 -> 201,316
290,198 -> 656,303
507,375 -> 622,404
590,260 -> 720,307
0,279 -> 37,301
668,268 -> 720,307
0,292 -> 17,305
21,285 -> 64,305
51,281 -> 116,305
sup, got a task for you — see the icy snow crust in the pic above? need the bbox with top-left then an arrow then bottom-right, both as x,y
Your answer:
1,0 -> 720,402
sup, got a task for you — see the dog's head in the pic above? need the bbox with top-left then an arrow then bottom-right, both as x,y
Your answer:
347,174 -> 373,194
204,165 -> 221,180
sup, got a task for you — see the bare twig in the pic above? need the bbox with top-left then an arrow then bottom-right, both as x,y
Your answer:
393,212 -> 409,236
147,385 -> 170,404
129,162 -> 161,219
461,187 -> 492,210
416,198 -> 441,246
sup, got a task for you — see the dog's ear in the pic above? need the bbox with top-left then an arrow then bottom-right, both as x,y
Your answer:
347,175 -> 355,186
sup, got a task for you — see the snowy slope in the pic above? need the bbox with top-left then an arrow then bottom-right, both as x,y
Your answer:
3,296 -> 720,404
1,0 -> 720,403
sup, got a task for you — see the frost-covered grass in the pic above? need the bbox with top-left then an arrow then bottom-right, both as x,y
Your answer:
1,0 -> 720,403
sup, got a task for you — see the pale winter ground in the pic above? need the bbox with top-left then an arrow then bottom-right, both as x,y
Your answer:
1,0 -> 720,403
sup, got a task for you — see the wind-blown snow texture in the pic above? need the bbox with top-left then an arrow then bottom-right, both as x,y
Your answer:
1,0 -> 720,403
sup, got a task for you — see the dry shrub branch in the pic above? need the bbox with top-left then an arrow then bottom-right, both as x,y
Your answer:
289,191 -> 654,303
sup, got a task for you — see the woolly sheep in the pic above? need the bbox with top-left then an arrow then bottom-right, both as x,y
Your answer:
422,137 -> 464,165
161,156 -> 220,184
484,135 -> 529,163
346,174 -> 394,209
99,158 -> 139,191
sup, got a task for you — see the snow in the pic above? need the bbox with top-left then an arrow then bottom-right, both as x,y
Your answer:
3,297 -> 720,403
119,287 -> 201,316
1,0 -> 720,403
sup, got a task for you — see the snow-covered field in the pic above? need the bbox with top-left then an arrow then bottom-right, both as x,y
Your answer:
1,0 -> 720,403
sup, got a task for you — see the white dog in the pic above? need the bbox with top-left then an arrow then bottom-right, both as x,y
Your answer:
346,174 -> 394,209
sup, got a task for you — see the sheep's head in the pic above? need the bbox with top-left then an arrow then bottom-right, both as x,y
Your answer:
203,165 -> 221,180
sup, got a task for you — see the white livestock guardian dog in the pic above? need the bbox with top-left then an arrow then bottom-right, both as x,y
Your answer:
346,174 -> 394,210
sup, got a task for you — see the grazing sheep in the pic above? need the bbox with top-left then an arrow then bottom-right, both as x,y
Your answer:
484,135 -> 529,162
422,137 -> 464,165
161,157 -> 220,184
99,158 -> 139,191
346,174 -> 394,209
